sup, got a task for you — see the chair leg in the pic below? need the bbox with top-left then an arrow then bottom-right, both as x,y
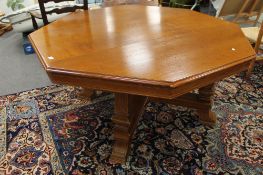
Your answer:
31,15 -> 39,30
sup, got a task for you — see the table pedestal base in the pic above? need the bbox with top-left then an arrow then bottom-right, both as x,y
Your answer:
151,84 -> 216,126
110,84 -> 216,163
110,93 -> 148,163
196,84 -> 217,125
78,88 -> 97,101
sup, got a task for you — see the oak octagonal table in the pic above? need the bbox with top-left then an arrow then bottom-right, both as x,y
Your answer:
29,5 -> 255,163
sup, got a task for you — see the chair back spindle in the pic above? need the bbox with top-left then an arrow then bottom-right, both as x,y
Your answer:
218,0 -> 263,25
39,0 -> 88,25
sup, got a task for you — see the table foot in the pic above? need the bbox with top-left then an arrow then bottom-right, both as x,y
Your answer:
197,109 -> 216,126
110,93 -> 148,164
78,88 -> 96,101
111,140 -> 129,164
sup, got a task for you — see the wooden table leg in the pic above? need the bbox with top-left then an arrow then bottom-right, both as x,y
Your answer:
78,88 -> 96,101
197,84 -> 217,125
149,83 -> 217,126
110,93 -> 148,164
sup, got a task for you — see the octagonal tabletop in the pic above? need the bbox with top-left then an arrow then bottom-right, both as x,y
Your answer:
29,5 -> 255,88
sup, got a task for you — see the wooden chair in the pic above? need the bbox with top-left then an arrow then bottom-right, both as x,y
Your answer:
30,0 -> 88,29
243,22 -> 263,76
159,0 -> 199,10
218,0 -> 263,25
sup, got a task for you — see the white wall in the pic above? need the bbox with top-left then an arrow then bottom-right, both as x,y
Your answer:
0,0 -> 36,14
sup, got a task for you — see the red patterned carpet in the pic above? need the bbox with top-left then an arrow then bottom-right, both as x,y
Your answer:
0,65 -> 262,174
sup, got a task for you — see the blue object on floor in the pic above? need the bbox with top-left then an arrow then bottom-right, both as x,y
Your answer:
23,43 -> 35,55
23,33 -> 35,55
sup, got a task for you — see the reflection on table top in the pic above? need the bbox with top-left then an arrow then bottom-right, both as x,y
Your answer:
29,5 -> 255,87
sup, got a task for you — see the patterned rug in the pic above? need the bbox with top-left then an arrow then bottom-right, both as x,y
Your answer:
0,64 -> 262,175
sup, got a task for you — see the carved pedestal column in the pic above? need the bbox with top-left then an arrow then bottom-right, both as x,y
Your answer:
78,88 -> 96,101
197,84 -> 217,125
110,93 -> 148,163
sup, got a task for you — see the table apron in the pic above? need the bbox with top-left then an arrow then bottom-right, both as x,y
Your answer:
47,59 -> 251,99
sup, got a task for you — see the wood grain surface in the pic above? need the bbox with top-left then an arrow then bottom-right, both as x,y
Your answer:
29,5 -> 255,88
